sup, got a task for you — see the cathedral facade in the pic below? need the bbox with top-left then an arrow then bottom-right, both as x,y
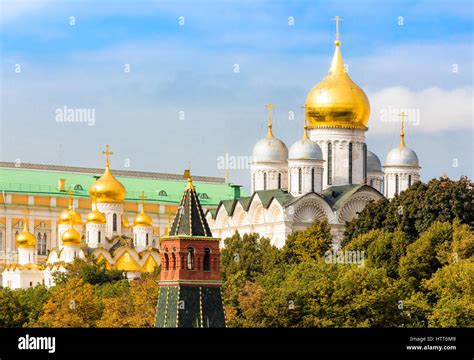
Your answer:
206,25 -> 421,248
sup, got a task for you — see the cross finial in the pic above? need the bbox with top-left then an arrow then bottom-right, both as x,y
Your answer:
265,103 -> 273,138
23,207 -> 30,231
183,169 -> 194,190
67,187 -> 74,208
399,112 -> 406,147
332,16 -> 343,44
101,144 -> 113,168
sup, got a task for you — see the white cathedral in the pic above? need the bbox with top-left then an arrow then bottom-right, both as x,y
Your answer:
206,28 -> 421,248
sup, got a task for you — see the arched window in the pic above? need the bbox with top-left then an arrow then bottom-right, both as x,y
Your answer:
311,168 -> 315,192
158,190 -> 167,196
263,173 -> 267,191
42,233 -> 47,255
113,214 -> 117,232
363,143 -> 367,182
187,247 -> 195,270
395,174 -> 399,195
278,173 -> 282,189
328,143 -> 333,185
146,233 -> 149,246
98,231 -> 101,244
37,233 -> 41,254
408,174 -> 412,187
74,184 -> 83,191
164,252 -> 169,271
203,248 -> 211,272
348,143 -> 353,184
200,193 -> 209,199
172,252 -> 177,270
298,168 -> 302,194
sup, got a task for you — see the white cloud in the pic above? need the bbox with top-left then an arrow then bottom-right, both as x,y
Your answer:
368,86 -> 473,134
0,0 -> 51,23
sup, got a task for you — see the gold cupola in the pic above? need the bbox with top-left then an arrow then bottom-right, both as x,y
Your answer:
133,192 -> 153,227
305,16 -> 370,130
59,190 -> 83,225
89,145 -> 126,203
17,211 -> 36,249
86,190 -> 106,224
62,219 -> 82,246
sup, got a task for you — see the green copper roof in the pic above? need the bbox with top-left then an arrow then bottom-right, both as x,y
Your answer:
0,163 -> 245,207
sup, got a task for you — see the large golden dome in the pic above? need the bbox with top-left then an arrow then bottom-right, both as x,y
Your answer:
305,39 -> 370,130
17,221 -> 36,248
89,146 -> 126,203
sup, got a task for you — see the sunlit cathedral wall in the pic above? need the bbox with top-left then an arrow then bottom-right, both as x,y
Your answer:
96,203 -> 123,238
251,166 -> 288,192
384,169 -> 420,199
309,128 -> 367,189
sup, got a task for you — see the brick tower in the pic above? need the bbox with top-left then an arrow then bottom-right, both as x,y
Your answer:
155,171 -> 226,328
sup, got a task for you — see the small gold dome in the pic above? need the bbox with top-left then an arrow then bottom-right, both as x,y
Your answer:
59,207 -> 83,225
305,40 -> 370,130
86,201 -> 106,224
122,215 -> 130,228
89,166 -> 126,203
17,222 -> 36,248
134,210 -> 153,227
62,225 -> 82,246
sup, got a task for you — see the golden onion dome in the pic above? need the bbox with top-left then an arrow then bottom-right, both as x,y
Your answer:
62,223 -> 82,246
122,215 -> 130,228
134,192 -> 153,227
89,146 -> 126,203
16,221 -> 36,248
86,200 -> 106,224
59,207 -> 83,225
305,38 -> 370,130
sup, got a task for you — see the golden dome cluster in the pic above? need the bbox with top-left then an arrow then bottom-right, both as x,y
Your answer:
88,145 -> 126,203
305,18 -> 370,130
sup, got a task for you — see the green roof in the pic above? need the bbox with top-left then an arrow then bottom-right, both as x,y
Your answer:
0,163 -> 245,207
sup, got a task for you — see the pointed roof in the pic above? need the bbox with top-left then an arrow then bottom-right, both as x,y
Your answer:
168,173 -> 213,237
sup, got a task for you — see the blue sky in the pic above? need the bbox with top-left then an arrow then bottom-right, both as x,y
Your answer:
1,0 -> 472,191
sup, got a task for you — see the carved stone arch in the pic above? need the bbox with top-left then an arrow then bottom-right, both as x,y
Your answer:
290,195 -> 332,224
338,192 -> 382,223
267,200 -> 284,223
231,203 -> 248,227
215,207 -> 229,228
247,196 -> 264,225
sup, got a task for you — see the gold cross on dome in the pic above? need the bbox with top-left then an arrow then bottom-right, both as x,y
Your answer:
101,144 -> 113,167
399,112 -> 407,147
265,103 -> 273,138
141,191 -> 146,204
332,16 -> 343,41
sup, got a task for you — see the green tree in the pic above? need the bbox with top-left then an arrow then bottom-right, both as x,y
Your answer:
424,259 -> 474,327
282,220 -> 332,264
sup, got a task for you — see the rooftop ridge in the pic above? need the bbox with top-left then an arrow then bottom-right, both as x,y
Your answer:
0,162 -> 225,184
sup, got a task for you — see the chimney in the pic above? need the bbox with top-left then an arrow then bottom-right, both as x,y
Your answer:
58,178 -> 66,191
